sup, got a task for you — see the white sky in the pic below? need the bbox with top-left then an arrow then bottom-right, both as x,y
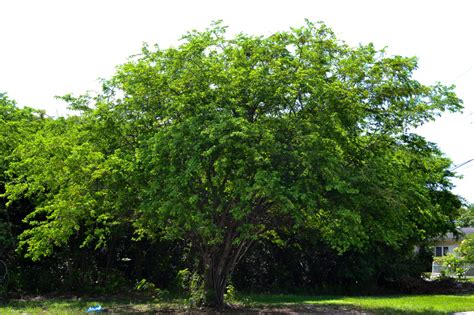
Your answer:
1,0 -> 473,203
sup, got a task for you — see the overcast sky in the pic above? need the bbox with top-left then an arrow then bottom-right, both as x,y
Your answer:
1,0 -> 473,203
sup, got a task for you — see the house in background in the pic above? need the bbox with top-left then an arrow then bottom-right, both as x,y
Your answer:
431,227 -> 474,277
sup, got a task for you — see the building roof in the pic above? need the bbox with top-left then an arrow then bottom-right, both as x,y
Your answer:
460,227 -> 474,235
443,227 -> 474,240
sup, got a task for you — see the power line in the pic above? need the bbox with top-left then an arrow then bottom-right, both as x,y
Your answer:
455,65 -> 474,81
451,158 -> 474,171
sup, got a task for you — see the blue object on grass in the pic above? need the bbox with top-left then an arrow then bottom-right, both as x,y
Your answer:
86,304 -> 103,313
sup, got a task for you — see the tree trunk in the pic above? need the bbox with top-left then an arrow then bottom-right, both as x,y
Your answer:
203,262 -> 227,307
201,239 -> 254,307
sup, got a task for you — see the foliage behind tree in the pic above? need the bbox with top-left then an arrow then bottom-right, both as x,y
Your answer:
0,93 -> 45,258
458,204 -> 474,227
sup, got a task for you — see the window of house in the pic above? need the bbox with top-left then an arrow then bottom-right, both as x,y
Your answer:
435,246 -> 449,257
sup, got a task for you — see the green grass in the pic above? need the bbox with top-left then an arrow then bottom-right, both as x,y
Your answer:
0,297 -> 179,314
1,294 -> 474,314
241,294 -> 474,314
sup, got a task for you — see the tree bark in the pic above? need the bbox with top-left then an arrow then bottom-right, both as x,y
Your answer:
202,238 -> 255,307
203,261 -> 227,307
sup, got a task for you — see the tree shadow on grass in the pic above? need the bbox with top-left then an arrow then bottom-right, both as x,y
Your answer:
0,296 -> 158,314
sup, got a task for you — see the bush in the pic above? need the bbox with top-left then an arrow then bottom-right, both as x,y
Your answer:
175,268 -> 205,306
135,278 -> 168,299
435,234 -> 474,280
435,254 -> 469,280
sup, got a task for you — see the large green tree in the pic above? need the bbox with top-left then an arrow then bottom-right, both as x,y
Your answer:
5,22 -> 462,305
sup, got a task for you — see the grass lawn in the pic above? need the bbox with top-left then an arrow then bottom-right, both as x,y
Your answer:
241,293 -> 474,314
1,294 -> 474,314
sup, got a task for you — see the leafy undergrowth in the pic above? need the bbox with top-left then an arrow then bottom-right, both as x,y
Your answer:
2,293 -> 474,314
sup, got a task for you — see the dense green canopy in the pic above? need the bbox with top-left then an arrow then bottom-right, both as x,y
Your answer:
0,94 -> 45,258
3,21 -> 463,305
